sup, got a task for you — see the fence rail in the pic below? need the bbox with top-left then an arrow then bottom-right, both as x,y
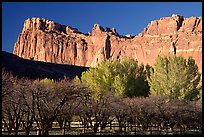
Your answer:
2,122 -> 202,135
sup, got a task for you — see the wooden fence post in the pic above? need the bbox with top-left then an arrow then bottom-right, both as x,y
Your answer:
63,119 -> 66,135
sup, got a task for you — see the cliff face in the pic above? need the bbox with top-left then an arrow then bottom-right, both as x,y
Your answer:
13,14 -> 202,72
2,51 -> 88,80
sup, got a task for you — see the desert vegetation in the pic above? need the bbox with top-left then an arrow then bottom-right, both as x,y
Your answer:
2,55 -> 202,135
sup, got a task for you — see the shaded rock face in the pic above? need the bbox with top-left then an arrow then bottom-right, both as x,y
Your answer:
13,15 -> 202,72
2,51 -> 89,80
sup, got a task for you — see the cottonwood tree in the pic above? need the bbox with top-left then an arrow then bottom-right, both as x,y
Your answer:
55,80 -> 87,135
2,91 -> 17,135
31,78 -> 80,135
2,77 -> 28,135
2,68 -> 16,97
74,89 -> 93,134
111,97 -> 130,132
14,78 -> 35,135
147,55 -> 201,101
73,87 -> 115,134
113,59 -> 150,97
2,70 -> 23,135
124,98 -> 138,129
81,58 -> 150,98
2,70 -> 38,135
2,69 -> 14,133
197,76 -> 202,102
91,92 -> 115,133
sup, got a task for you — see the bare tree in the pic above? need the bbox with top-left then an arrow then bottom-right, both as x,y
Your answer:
2,79 -> 25,135
17,78 -> 36,135
29,78 -> 85,135
55,80 -> 86,135
2,68 -> 16,97
110,96 -> 129,133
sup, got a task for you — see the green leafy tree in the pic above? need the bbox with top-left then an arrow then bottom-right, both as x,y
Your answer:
113,58 -> 150,97
40,77 -> 54,85
197,75 -> 202,102
81,58 -> 150,98
147,55 -> 201,101
81,59 -> 117,99
39,78 -> 55,91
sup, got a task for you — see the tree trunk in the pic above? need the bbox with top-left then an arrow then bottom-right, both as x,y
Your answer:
43,129 -> 49,135
14,129 -> 18,135
25,128 -> 30,135
8,122 -> 13,135
94,123 -> 99,133
42,122 -> 53,135
119,126 -> 123,132
118,121 -> 123,132
68,121 -> 71,130
83,121 -> 86,134
14,124 -> 20,135
42,127 -> 49,135
36,127 -> 41,135
110,121 -> 112,130
124,123 -> 126,132
63,119 -> 66,135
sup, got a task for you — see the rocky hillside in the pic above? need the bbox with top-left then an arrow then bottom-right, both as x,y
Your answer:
13,14 -> 202,72
2,51 -> 88,80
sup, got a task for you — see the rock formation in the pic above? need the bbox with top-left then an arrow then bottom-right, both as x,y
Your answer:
2,51 -> 89,80
13,14 -> 202,72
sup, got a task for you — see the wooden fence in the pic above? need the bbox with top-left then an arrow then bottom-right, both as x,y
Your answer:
2,121 -> 202,135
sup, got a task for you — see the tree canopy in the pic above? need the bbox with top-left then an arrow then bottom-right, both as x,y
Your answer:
147,55 -> 201,101
80,58 -> 150,98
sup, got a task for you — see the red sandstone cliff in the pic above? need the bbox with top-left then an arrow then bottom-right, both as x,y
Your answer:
13,14 -> 202,72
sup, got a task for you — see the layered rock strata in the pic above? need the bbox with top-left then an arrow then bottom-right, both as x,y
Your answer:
13,14 -> 202,72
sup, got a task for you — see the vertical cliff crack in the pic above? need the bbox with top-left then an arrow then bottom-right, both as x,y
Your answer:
105,34 -> 111,59
171,37 -> 178,55
176,16 -> 184,31
172,42 -> 176,55
117,51 -> 121,59
192,18 -> 198,32
73,42 -> 77,60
